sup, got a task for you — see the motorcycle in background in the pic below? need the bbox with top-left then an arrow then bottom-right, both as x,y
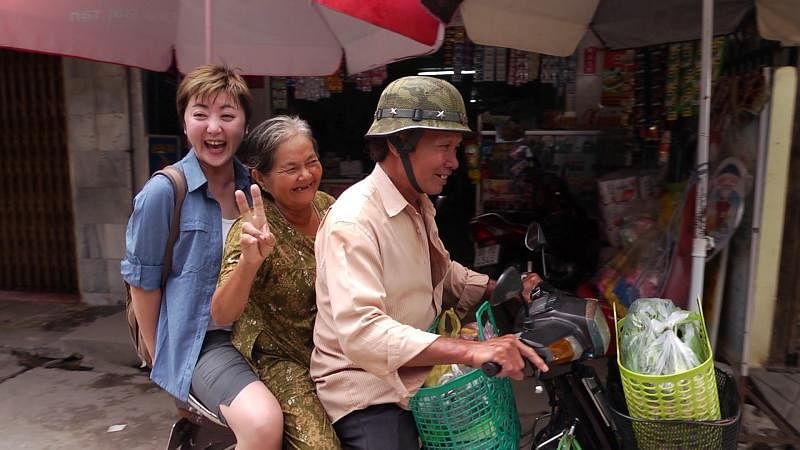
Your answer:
469,212 -> 528,278
468,163 -> 599,287
469,205 -> 598,294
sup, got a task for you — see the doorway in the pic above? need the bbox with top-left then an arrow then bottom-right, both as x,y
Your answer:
0,49 -> 78,294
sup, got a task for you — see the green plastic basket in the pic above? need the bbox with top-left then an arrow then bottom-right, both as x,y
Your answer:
614,298 -> 721,422
410,302 -> 520,449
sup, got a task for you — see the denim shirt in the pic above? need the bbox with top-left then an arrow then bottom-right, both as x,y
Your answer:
120,149 -> 252,401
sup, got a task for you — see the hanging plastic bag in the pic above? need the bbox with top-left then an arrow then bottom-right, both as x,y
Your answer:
619,298 -> 706,375
423,309 -> 476,387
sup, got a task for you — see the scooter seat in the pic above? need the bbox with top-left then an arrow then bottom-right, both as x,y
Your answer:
168,395 -> 236,450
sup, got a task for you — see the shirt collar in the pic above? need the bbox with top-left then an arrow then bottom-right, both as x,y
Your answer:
372,163 -> 431,218
181,150 -> 207,193
181,149 -> 251,197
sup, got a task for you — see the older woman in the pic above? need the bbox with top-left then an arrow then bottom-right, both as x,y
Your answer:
211,116 -> 339,449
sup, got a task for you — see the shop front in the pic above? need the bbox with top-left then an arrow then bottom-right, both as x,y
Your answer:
266,18 -> 799,440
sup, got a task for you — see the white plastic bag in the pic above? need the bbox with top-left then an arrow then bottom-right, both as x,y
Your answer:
620,298 -> 706,375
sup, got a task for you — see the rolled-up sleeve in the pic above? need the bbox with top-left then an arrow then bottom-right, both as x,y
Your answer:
325,221 -> 438,394
445,260 -> 490,319
120,176 -> 174,291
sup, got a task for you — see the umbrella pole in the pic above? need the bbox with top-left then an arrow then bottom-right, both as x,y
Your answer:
688,0 -> 713,313
205,0 -> 212,64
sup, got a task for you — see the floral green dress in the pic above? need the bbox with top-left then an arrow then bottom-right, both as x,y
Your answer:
219,190 -> 339,450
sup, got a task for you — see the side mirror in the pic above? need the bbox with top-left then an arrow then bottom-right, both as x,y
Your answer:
489,266 -> 523,306
525,222 -> 547,251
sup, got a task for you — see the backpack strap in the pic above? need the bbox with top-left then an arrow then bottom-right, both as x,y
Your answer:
152,165 -> 187,287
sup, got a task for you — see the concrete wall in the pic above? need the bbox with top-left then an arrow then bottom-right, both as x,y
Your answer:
62,59 -> 139,305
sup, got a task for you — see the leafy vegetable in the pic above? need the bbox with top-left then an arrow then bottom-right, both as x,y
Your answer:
620,298 -> 707,375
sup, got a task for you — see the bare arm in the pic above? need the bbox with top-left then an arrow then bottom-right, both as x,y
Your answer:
211,257 -> 262,325
129,285 -> 161,361
211,185 -> 275,326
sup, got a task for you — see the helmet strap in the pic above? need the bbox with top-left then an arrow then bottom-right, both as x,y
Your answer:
389,130 -> 424,194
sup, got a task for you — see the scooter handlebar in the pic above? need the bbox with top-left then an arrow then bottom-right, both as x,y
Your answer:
481,362 -> 502,377
481,346 -> 549,378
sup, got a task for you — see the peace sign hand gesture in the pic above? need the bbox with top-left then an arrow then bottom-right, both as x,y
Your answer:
234,184 -> 276,267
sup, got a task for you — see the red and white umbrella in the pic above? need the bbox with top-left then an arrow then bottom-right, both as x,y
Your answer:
0,0 -> 444,75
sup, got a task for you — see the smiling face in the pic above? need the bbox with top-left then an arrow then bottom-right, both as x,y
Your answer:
258,134 -> 322,211
389,129 -> 462,199
183,92 -> 246,170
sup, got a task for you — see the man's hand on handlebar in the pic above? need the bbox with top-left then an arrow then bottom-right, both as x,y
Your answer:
521,272 -> 543,304
469,334 -> 549,380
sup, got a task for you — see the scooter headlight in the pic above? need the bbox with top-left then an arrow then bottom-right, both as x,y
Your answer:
543,336 -> 584,364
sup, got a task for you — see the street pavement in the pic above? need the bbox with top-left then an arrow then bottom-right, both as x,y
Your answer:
0,295 -> 554,450
0,297 -> 174,450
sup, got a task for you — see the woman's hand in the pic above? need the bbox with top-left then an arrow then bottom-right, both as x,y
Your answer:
235,184 -> 276,266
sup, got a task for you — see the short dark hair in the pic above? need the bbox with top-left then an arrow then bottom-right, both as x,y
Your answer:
176,64 -> 252,128
366,130 -> 415,162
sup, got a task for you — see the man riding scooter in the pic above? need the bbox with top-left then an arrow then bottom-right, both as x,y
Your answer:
310,75 -> 549,449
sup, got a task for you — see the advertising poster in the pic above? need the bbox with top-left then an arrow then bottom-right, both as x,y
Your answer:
148,135 -> 181,175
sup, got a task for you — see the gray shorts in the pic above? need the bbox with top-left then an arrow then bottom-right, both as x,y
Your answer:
190,330 -> 259,423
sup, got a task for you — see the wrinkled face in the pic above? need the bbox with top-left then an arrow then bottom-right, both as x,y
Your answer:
183,92 -> 246,169
406,130 -> 462,195
261,134 -> 322,210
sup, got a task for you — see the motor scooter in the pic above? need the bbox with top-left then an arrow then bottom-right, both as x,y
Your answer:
166,394 -> 235,450
483,222 -> 619,450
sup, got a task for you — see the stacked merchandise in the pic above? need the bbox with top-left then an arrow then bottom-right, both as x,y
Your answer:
663,38 -> 726,122
601,50 -> 636,128
593,170 -> 669,310
324,71 -> 344,94
633,46 -> 668,132
540,55 -> 577,113
270,77 -> 288,110
280,65 -> 386,101
350,66 -> 388,93
592,36 -> 731,312
507,49 -> 530,86
443,26 -> 539,86
290,76 -> 330,101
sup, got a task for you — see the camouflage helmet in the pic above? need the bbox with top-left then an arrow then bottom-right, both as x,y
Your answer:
365,76 -> 471,137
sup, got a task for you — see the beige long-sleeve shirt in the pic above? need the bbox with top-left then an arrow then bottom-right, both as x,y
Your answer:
311,164 -> 489,423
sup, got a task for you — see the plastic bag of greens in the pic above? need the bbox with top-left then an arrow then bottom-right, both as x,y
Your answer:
619,298 -> 707,375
